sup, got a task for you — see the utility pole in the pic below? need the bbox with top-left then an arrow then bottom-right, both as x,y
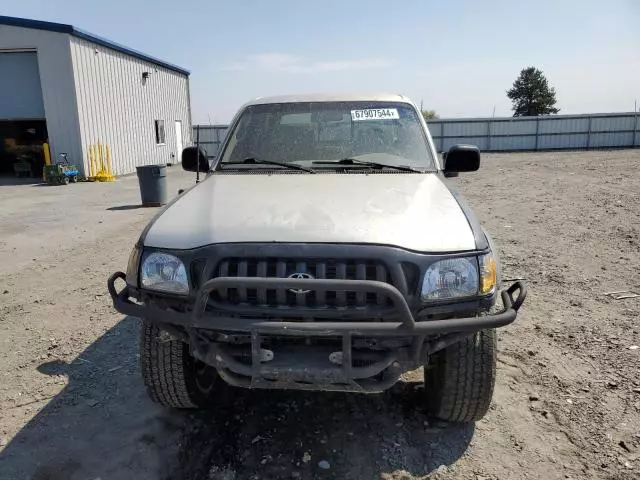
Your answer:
488,106 -> 495,151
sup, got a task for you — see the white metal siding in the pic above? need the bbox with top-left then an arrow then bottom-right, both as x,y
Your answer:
491,119 -> 537,135
442,121 -> 488,137
0,25 -> 81,164
491,135 -> 536,151
590,132 -> 634,148
538,117 -> 589,134
591,116 -> 634,131
441,136 -> 489,151
538,134 -> 588,149
426,122 -> 442,137
70,37 -> 191,176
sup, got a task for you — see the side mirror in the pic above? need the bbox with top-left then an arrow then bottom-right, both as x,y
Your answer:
443,144 -> 480,176
440,151 -> 459,177
181,146 -> 210,173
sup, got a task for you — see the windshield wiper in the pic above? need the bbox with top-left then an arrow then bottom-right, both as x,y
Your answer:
312,158 -> 422,173
220,157 -> 315,173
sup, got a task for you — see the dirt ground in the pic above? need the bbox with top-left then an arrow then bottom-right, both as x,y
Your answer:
0,150 -> 639,480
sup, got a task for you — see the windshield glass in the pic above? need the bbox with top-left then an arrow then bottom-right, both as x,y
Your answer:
217,101 -> 435,169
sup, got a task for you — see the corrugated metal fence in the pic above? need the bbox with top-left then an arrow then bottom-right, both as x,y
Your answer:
192,125 -> 229,159
427,112 -> 640,152
194,112 -> 640,156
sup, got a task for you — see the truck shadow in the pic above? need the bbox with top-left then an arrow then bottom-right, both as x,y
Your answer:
0,317 -> 473,480
176,381 -> 474,480
0,316 -> 186,480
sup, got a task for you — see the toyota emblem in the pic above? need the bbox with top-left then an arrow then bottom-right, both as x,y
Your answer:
288,272 -> 314,294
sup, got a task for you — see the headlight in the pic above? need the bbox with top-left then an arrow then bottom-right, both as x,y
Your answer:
421,257 -> 479,301
140,252 -> 188,294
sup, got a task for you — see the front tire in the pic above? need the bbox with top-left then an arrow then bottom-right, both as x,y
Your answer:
140,320 -> 218,408
424,329 -> 497,422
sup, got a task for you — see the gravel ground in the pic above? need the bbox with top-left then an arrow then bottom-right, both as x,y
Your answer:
0,150 -> 639,480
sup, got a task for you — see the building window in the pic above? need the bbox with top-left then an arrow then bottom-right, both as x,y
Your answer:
154,120 -> 166,145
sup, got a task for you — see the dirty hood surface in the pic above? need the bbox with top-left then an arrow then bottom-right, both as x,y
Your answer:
144,173 -> 476,252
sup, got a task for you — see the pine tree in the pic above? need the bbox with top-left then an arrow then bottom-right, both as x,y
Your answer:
507,67 -> 559,116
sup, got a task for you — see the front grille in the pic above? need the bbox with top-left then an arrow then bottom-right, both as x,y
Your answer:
211,258 -> 393,309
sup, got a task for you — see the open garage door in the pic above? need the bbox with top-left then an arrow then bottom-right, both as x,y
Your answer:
0,51 -> 47,178
0,51 -> 45,118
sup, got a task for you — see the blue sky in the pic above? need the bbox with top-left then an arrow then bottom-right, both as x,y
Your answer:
4,0 -> 639,122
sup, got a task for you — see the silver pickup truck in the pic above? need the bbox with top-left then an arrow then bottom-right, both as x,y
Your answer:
108,93 -> 526,423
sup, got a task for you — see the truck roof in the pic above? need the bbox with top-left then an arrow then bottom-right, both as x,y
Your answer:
244,93 -> 414,107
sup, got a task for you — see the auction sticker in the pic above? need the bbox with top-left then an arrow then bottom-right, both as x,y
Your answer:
351,108 -> 399,121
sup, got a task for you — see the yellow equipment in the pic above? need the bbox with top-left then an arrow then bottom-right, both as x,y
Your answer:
87,143 -> 115,182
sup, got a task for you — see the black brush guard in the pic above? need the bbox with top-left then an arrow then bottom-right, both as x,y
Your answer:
108,272 -> 526,392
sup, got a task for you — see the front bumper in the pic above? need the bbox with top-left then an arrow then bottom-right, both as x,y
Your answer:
108,272 -> 526,392
108,272 -> 526,335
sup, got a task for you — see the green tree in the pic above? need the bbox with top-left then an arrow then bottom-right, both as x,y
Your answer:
507,67 -> 559,116
421,109 -> 438,120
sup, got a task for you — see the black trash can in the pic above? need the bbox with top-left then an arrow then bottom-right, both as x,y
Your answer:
136,164 -> 167,207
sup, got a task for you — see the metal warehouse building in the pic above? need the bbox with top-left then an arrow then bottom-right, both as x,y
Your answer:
0,15 -> 191,178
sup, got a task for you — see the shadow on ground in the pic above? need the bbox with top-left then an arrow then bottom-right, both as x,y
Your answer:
177,382 -> 474,480
0,317 -> 186,480
0,317 -> 473,480
106,204 -> 147,211
0,176 -> 42,187
175,383 -> 474,480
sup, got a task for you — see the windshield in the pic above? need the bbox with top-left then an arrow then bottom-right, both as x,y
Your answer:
217,101 -> 436,170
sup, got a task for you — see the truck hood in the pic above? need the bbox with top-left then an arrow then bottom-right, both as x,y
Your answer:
143,173 -> 476,252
